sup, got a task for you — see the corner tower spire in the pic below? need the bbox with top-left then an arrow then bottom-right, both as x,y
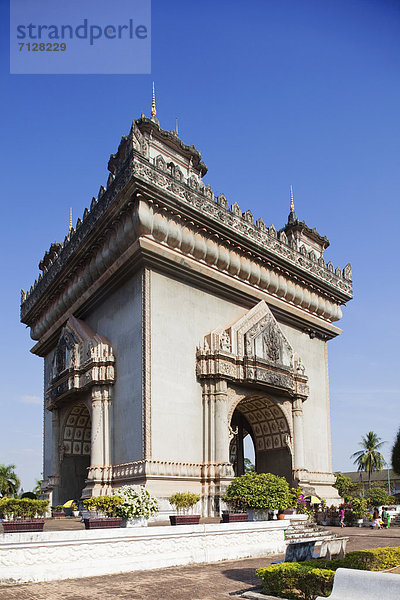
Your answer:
151,82 -> 157,120
69,207 -> 73,233
288,185 -> 298,225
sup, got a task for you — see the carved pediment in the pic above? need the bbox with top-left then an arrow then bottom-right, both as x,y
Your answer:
197,301 -> 308,398
242,312 -> 293,369
230,301 -> 293,367
47,316 -> 115,408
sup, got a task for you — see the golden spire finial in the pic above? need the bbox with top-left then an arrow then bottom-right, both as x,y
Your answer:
290,185 -> 294,213
151,81 -> 156,118
69,207 -> 73,233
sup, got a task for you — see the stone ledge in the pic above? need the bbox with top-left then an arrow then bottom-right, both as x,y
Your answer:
0,521 -> 286,584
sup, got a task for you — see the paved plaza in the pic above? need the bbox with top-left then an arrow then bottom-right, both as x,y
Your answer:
0,526 -> 398,600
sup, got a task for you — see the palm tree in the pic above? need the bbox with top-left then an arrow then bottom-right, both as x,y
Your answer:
351,431 -> 386,486
0,464 -> 20,497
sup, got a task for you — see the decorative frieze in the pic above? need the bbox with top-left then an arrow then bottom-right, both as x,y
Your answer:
112,460 -> 205,482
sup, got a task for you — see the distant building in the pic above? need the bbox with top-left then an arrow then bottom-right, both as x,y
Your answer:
342,470 -> 400,496
20,94 -> 353,515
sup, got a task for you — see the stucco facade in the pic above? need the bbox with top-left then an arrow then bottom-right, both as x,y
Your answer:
20,106 -> 352,514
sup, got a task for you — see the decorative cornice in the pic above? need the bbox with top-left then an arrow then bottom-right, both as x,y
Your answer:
21,121 -> 352,343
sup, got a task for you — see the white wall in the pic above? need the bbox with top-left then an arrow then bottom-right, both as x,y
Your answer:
0,522 -> 286,583
280,324 -> 332,474
85,272 -> 143,465
150,271 -> 246,462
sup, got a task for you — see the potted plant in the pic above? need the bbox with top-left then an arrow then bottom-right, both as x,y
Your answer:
168,492 -> 201,525
83,495 -> 123,529
221,493 -> 248,522
284,487 -> 304,516
350,497 -> 368,527
224,473 -> 292,521
51,504 -> 65,518
0,498 -> 49,532
114,485 -> 160,527
63,500 -> 79,517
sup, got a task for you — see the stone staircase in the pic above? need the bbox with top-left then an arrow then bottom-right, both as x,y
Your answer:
390,513 -> 400,527
284,518 -> 337,547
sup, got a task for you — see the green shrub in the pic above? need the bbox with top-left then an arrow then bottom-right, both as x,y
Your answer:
224,473 -> 292,511
53,505 -> 64,512
169,492 -> 200,513
302,546 -> 400,572
350,497 -> 368,518
83,495 -> 123,517
256,547 -> 400,599
256,562 -> 334,600
366,487 -> 393,507
0,498 -> 49,519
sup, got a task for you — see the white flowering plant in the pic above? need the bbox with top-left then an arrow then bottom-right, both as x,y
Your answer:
114,486 -> 160,519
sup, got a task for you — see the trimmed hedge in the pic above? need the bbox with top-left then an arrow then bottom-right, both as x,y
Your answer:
303,546 -> 400,572
256,547 -> 400,600
0,498 -> 49,519
256,562 -> 334,600
83,495 -> 123,517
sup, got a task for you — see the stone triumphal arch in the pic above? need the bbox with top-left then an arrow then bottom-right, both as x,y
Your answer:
21,99 -> 352,514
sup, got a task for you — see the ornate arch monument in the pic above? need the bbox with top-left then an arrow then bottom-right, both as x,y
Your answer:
20,99 -> 352,513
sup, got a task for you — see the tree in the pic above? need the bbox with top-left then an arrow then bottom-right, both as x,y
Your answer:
33,479 -> 43,497
392,428 -> 400,476
351,431 -> 386,486
244,458 -> 255,473
333,473 -> 353,500
366,486 -> 394,507
0,464 -> 20,497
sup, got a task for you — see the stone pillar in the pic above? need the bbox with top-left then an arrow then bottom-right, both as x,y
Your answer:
43,408 -> 61,504
292,397 -> 305,470
83,386 -> 113,497
201,379 -> 235,516
51,409 -> 60,478
214,380 -> 230,465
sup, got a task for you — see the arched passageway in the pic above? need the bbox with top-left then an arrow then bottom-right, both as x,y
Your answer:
58,403 -> 91,503
230,395 -> 293,483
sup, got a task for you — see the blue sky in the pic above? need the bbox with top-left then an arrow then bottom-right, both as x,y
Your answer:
1,0 -> 399,491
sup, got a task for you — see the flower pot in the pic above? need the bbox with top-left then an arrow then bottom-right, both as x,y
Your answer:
121,516 -> 149,528
248,510 -> 270,521
277,513 -> 285,520
51,511 -> 65,518
356,518 -> 364,527
169,514 -> 201,526
221,512 -> 248,523
2,519 -> 45,533
83,517 -> 122,529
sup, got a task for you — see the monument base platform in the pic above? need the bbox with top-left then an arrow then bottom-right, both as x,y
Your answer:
0,521 -> 286,583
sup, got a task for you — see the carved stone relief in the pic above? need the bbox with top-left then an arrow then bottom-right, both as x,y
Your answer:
47,315 -> 115,409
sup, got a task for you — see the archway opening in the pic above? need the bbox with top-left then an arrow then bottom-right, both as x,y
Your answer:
59,403 -> 91,503
230,396 -> 293,483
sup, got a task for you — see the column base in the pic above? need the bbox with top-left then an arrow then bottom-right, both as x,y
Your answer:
82,466 -> 113,498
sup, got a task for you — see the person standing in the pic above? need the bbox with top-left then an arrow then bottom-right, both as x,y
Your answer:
373,507 -> 381,529
382,507 -> 387,527
339,507 -> 345,528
